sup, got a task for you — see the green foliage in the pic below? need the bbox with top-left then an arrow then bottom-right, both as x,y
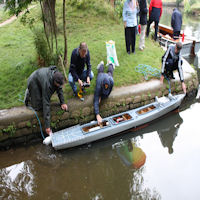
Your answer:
26,121 -> 32,128
184,1 -> 192,14
114,0 -> 125,19
68,0 -> 115,19
33,28 -> 57,67
3,124 -> 16,136
5,0 -> 36,16
189,0 -> 197,6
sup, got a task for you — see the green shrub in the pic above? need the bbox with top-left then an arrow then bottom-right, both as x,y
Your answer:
33,28 -> 58,67
114,0 -> 125,19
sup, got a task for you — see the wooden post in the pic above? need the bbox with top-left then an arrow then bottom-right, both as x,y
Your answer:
110,0 -> 115,7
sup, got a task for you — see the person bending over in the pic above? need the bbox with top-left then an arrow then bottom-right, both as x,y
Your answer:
94,61 -> 114,124
160,42 -> 186,94
24,66 -> 68,135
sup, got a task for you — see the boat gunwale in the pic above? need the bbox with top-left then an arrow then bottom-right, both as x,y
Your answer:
51,94 -> 185,150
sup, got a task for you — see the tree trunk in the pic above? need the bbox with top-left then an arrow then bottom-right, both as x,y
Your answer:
110,0 -> 115,7
42,0 -> 57,51
63,0 -> 67,68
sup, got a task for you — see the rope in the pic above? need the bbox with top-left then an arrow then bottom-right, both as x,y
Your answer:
135,64 -> 161,80
18,94 -> 45,139
164,75 -> 171,94
135,64 -> 171,93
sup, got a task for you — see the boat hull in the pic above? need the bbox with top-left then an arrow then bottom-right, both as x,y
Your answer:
51,94 -> 185,150
158,24 -> 200,57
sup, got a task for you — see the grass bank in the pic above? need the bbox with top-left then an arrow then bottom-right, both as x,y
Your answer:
0,0 -> 164,109
0,5 -> 10,23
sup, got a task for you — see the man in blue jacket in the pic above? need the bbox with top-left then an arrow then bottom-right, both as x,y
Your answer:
94,61 -> 114,124
171,8 -> 182,39
68,42 -> 94,98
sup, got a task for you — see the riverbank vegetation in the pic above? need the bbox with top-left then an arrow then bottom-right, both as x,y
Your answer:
0,0 -> 164,109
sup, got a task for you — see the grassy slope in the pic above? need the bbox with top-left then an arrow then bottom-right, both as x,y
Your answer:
0,1 -> 164,109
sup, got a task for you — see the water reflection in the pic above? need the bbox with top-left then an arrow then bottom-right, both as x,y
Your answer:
157,113 -> 183,154
126,111 -> 183,155
114,139 -> 146,169
0,161 -> 35,199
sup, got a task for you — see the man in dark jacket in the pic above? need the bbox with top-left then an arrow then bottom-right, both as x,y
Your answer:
94,61 -> 114,124
24,66 -> 68,135
138,0 -> 148,50
171,8 -> 182,39
146,0 -> 162,41
160,42 -> 186,94
68,42 -> 94,98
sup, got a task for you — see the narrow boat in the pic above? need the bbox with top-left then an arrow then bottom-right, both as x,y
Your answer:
44,93 -> 185,150
158,24 -> 200,57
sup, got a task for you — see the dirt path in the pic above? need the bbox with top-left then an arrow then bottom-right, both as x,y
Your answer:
0,5 -> 36,28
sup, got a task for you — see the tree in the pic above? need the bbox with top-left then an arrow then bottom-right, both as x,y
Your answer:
5,0 -> 68,75
176,0 -> 184,7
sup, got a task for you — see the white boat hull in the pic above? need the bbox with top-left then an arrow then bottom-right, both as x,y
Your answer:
51,94 -> 185,150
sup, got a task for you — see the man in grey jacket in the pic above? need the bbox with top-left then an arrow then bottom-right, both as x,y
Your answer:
24,66 -> 68,135
160,42 -> 186,94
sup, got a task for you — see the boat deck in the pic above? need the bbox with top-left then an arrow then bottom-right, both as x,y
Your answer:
51,94 -> 185,150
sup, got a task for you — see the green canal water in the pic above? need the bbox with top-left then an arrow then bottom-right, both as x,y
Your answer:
0,99 -> 200,200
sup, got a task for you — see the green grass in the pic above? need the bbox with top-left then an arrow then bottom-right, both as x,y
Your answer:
0,0 -> 164,109
0,6 -> 10,23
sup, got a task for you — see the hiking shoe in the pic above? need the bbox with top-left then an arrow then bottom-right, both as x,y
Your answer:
97,61 -> 104,69
108,60 -> 115,69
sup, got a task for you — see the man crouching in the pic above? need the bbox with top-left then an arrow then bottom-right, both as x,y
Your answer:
160,42 -> 186,94
24,66 -> 68,135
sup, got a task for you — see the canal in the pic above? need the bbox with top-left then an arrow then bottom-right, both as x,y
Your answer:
0,6 -> 200,200
0,98 -> 200,200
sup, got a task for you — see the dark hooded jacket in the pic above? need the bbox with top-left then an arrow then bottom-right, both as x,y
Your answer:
94,73 -> 114,115
171,8 -> 182,32
27,66 -> 65,128
69,47 -> 92,80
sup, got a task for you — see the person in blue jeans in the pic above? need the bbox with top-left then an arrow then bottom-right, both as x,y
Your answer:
68,42 -> 94,97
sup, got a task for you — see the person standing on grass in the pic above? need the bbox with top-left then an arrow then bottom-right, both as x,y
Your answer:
123,0 -> 138,54
160,42 -> 186,94
94,61 -> 114,125
24,66 -> 68,135
138,0 -> 148,51
171,8 -> 182,40
68,42 -> 94,98
146,0 -> 162,41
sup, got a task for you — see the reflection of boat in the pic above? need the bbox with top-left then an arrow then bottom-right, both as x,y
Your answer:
158,24 -> 200,57
44,93 -> 185,150
115,139 -> 146,169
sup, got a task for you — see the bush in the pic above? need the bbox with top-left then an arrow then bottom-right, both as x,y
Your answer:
33,28 -> 58,67
184,1 -> 191,15
114,0 -> 125,19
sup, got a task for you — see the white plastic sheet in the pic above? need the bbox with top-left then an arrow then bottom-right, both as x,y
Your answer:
106,40 -> 119,66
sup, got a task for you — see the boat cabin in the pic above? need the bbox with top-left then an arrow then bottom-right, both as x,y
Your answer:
82,120 -> 110,133
112,113 -> 132,124
137,105 -> 156,115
